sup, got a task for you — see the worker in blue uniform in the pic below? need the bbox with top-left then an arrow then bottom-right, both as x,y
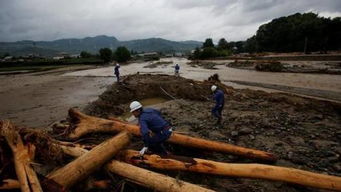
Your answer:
114,63 -> 120,82
211,85 -> 225,125
174,64 -> 180,76
129,101 -> 173,156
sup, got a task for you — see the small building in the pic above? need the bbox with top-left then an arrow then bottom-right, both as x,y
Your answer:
137,52 -> 159,57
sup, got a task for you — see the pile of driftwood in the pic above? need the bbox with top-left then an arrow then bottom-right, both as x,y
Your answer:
1,108 -> 341,192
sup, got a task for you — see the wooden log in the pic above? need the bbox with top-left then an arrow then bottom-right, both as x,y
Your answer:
107,160 -> 215,192
68,108 -> 276,162
0,120 -> 43,192
117,150 -> 341,191
59,141 -> 215,192
47,131 -> 131,189
0,179 -> 20,190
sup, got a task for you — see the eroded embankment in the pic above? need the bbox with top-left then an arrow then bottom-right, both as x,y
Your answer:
83,74 -> 341,192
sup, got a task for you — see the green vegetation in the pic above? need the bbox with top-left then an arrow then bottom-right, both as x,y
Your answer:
0,65 -> 69,73
98,46 -> 132,63
114,46 -> 131,62
203,38 -> 214,48
190,38 -> 232,59
80,51 -> 92,58
0,57 -> 103,74
244,12 -> 341,53
0,36 -> 201,57
99,48 -> 113,63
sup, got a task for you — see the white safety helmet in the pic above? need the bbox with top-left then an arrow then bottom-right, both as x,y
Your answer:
130,101 -> 142,112
116,63 -> 120,66
211,85 -> 217,92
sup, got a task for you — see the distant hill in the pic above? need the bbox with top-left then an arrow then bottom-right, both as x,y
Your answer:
0,35 -> 202,57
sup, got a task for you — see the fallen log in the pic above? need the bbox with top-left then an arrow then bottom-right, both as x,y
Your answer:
107,160 -> 215,192
67,108 -> 276,162
0,179 -> 20,190
47,131 -> 131,189
59,141 -> 215,192
117,150 -> 341,191
0,120 -> 43,192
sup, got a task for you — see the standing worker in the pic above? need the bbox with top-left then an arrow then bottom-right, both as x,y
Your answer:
211,85 -> 225,125
114,63 -> 120,82
129,101 -> 173,156
174,63 -> 180,77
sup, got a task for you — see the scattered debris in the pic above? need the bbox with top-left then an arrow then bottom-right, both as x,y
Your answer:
1,74 -> 340,192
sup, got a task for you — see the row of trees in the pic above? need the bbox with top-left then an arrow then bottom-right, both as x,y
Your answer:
80,46 -> 131,63
244,12 -> 341,53
191,38 -> 232,59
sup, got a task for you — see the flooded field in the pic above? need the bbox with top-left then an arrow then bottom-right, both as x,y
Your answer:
64,58 -> 341,101
1,57 -> 340,128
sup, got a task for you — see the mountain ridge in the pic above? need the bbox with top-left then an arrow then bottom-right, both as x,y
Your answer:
0,35 -> 201,56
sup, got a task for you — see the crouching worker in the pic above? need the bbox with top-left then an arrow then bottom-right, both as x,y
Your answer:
129,101 -> 173,156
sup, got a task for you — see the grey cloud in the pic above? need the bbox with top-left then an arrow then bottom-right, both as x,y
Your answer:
0,0 -> 340,42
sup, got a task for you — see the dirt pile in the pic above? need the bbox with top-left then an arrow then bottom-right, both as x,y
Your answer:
143,61 -> 173,68
228,60 -> 341,74
187,61 -> 220,69
85,74 -> 213,118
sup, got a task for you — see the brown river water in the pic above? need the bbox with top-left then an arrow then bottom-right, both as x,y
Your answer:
64,57 -> 341,94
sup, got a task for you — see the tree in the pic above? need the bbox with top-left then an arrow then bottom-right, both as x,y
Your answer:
202,38 -> 214,48
193,47 -> 201,59
99,48 -> 113,63
80,51 -> 92,58
249,12 -> 341,53
114,46 -> 131,62
217,38 -> 230,50
200,47 -> 218,59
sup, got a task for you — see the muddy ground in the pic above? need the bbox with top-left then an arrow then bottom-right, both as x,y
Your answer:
83,74 -> 341,192
0,70 -> 113,128
227,60 -> 341,74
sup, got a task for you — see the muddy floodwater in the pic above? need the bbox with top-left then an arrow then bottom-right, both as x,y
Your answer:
64,58 -> 341,102
1,57 -> 340,128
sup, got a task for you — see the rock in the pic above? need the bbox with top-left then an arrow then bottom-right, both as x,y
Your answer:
287,136 -> 305,146
310,140 -> 338,150
249,135 -> 255,140
327,156 -> 339,163
333,163 -> 341,172
319,159 -> 331,167
231,131 -> 239,137
287,151 -> 294,160
335,131 -> 341,139
239,128 -> 252,135
334,147 -> 341,155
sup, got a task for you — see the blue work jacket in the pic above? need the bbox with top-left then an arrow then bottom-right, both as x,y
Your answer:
213,89 -> 225,109
114,66 -> 120,75
138,108 -> 170,146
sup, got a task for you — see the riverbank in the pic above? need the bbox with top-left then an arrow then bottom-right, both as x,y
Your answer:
1,57 -> 340,129
72,74 -> 341,191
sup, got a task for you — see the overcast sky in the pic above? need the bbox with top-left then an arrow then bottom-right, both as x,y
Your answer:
0,0 -> 340,42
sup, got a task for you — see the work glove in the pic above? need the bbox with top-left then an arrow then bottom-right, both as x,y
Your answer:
139,147 -> 148,156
